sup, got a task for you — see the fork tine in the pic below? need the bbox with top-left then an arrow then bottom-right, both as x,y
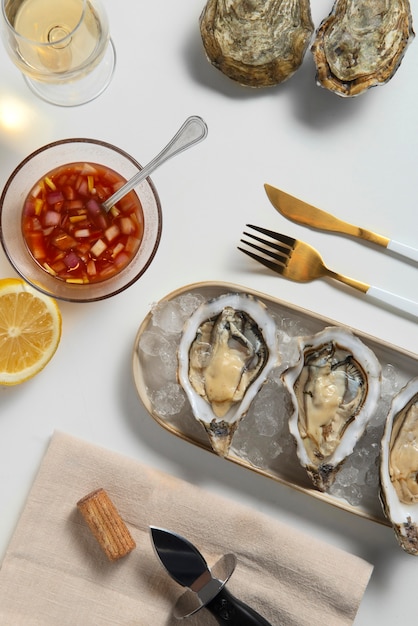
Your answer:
240,236 -> 288,264
237,246 -> 286,275
246,224 -> 296,248
242,230 -> 291,258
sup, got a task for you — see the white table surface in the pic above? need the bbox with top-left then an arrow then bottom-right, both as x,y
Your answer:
1,1 -> 417,623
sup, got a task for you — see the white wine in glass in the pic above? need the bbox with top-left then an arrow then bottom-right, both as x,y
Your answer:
1,0 -> 115,106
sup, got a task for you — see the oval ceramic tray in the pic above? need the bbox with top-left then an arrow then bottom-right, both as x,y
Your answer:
132,281 -> 418,525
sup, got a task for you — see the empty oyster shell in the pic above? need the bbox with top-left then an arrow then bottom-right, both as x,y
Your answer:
380,377 -> 418,555
311,0 -> 415,97
177,293 -> 278,456
199,0 -> 314,87
282,327 -> 381,491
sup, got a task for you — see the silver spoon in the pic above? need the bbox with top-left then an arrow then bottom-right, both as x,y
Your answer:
102,115 -> 208,212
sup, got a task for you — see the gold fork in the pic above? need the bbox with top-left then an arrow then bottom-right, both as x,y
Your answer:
238,224 -> 418,319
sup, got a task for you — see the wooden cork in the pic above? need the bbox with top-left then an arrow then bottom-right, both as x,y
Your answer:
77,488 -> 136,561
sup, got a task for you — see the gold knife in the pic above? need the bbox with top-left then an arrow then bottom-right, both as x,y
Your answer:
264,184 -> 418,263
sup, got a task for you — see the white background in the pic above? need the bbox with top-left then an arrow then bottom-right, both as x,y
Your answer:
1,1 -> 418,623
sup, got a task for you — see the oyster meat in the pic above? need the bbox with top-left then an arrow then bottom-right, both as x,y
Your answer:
311,0 -> 415,97
380,377 -> 418,555
177,293 -> 278,456
282,327 -> 381,491
199,0 -> 314,87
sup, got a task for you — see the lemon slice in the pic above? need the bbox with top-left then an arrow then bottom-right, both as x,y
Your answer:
0,278 -> 62,385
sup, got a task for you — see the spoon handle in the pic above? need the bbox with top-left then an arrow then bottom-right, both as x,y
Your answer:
102,115 -> 208,212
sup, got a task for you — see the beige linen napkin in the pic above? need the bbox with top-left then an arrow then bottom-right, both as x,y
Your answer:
0,432 -> 372,625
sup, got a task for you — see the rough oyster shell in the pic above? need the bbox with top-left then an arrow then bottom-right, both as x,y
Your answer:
380,377 -> 418,555
177,293 -> 278,456
282,327 -> 382,491
311,0 -> 415,97
199,0 -> 314,87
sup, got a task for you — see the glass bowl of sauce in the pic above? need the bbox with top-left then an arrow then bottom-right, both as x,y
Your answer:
0,138 -> 162,302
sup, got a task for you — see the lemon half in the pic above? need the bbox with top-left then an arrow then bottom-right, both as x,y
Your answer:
0,278 -> 61,385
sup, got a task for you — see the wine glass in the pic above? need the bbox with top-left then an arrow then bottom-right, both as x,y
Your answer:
1,0 -> 115,106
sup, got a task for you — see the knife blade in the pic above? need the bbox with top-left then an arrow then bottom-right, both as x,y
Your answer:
150,527 -> 272,625
264,184 -> 418,263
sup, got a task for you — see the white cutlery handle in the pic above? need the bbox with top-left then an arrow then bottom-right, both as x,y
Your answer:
387,239 -> 418,263
367,286 -> 418,319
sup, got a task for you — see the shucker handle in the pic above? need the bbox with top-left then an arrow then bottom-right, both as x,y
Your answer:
206,586 -> 272,626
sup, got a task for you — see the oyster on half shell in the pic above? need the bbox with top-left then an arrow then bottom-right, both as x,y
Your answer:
199,0 -> 314,87
282,327 -> 381,491
380,377 -> 418,555
177,293 -> 278,456
311,0 -> 415,97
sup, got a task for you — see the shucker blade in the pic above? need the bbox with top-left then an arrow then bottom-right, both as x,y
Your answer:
150,526 -> 209,589
150,528 -> 271,624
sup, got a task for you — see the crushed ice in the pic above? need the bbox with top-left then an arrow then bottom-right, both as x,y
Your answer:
151,293 -> 205,334
149,382 -> 186,417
